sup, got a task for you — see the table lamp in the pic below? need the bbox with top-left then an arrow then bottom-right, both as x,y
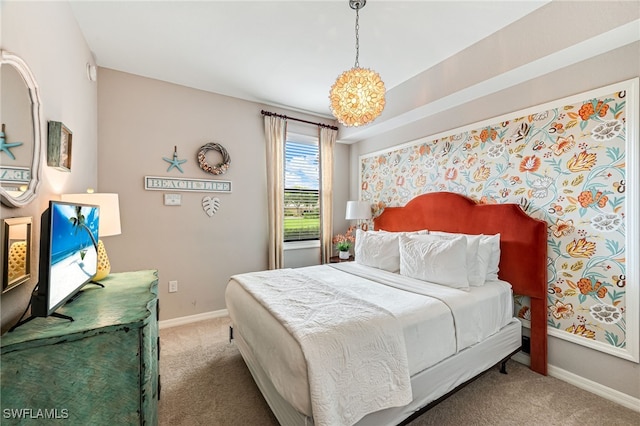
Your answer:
61,192 -> 121,281
345,200 -> 372,230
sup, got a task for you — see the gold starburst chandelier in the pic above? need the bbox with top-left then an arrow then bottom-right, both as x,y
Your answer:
329,0 -> 385,127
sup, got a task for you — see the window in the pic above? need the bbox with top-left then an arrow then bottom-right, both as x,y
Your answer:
284,137 -> 319,242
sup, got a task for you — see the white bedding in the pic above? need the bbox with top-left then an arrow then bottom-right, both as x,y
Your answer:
226,263 -> 514,424
230,268 -> 412,426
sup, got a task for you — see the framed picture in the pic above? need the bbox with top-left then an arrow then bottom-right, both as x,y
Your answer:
47,121 -> 72,171
2,216 -> 32,293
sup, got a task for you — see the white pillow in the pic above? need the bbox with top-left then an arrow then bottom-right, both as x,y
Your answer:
482,234 -> 501,281
412,233 -> 483,286
431,231 -> 500,283
428,232 -> 483,286
354,229 -> 401,272
399,235 -> 469,290
473,237 -> 493,285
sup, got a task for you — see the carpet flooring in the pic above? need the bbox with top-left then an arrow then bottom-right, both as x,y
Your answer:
158,317 -> 640,425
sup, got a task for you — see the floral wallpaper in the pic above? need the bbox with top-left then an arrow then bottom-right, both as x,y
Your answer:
360,80 -> 637,359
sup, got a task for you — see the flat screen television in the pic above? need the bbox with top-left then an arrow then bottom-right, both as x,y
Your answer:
30,200 -> 100,320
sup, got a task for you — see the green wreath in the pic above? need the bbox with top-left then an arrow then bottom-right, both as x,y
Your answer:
197,143 -> 230,175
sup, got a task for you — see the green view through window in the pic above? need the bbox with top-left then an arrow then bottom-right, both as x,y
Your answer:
284,139 -> 319,242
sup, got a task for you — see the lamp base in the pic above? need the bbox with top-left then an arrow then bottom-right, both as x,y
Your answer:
93,240 -> 111,281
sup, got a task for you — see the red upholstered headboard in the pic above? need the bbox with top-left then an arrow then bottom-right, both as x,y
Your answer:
374,192 -> 548,375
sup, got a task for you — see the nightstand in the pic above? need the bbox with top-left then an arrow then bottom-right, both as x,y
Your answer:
330,255 -> 354,263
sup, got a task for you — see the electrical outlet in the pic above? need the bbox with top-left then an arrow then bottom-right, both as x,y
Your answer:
169,280 -> 178,293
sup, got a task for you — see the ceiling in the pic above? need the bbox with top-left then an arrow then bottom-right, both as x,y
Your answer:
70,0 -> 550,132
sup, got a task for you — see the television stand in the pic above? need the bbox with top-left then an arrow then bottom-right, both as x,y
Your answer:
50,312 -> 74,321
8,311 -> 74,332
8,315 -> 36,331
1,270 -> 160,424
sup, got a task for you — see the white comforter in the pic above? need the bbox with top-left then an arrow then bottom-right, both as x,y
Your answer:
331,262 -> 512,351
230,268 -> 412,426
227,263 -> 513,425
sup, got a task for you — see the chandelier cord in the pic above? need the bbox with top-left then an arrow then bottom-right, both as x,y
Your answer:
354,7 -> 360,68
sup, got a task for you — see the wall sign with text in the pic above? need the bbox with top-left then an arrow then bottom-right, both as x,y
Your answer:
144,176 -> 232,193
0,166 -> 30,184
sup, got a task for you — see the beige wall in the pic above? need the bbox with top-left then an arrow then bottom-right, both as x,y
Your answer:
1,1 -> 98,331
96,69 -> 346,321
350,1 -> 639,402
1,1 -> 347,328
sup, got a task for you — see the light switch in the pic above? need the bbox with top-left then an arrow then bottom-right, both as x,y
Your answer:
164,193 -> 182,206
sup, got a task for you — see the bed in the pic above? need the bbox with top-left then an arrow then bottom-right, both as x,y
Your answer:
226,192 -> 548,425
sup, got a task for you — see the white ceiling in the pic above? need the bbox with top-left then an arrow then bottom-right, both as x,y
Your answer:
70,0 -> 550,123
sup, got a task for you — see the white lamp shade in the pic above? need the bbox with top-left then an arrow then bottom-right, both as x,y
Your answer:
61,193 -> 122,237
345,201 -> 372,221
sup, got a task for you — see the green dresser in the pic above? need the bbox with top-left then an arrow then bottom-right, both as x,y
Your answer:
1,270 -> 159,425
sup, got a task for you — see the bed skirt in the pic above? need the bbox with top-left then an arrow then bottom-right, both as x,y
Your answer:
232,318 -> 522,425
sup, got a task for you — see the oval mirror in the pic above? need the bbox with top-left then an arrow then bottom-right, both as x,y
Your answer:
0,50 -> 43,208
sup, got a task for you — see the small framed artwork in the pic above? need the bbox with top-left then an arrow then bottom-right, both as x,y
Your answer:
2,216 -> 32,293
47,121 -> 72,171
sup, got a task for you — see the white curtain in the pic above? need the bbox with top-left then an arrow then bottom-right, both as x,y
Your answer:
264,115 -> 287,270
319,126 -> 337,264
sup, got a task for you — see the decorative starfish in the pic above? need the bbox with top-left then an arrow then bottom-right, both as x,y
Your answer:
163,146 -> 187,173
0,124 -> 23,161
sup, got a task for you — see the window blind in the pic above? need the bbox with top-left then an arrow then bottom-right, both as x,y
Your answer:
284,140 -> 319,242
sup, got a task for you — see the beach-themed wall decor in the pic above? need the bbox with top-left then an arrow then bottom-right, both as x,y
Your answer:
144,176 -> 231,193
360,79 -> 638,362
202,196 -> 221,217
0,124 -> 23,160
163,146 -> 186,173
0,167 -> 30,186
197,142 -> 230,175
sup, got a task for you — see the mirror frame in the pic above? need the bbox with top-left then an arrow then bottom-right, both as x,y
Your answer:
2,216 -> 33,293
0,50 -> 43,208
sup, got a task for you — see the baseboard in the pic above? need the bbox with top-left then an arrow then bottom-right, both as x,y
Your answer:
512,352 -> 640,413
547,364 -> 640,413
158,309 -> 228,329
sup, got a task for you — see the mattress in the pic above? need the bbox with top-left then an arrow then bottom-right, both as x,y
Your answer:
233,318 -> 522,426
226,262 -> 514,419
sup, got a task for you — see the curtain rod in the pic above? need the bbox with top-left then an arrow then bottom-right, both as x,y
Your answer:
261,110 -> 339,131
